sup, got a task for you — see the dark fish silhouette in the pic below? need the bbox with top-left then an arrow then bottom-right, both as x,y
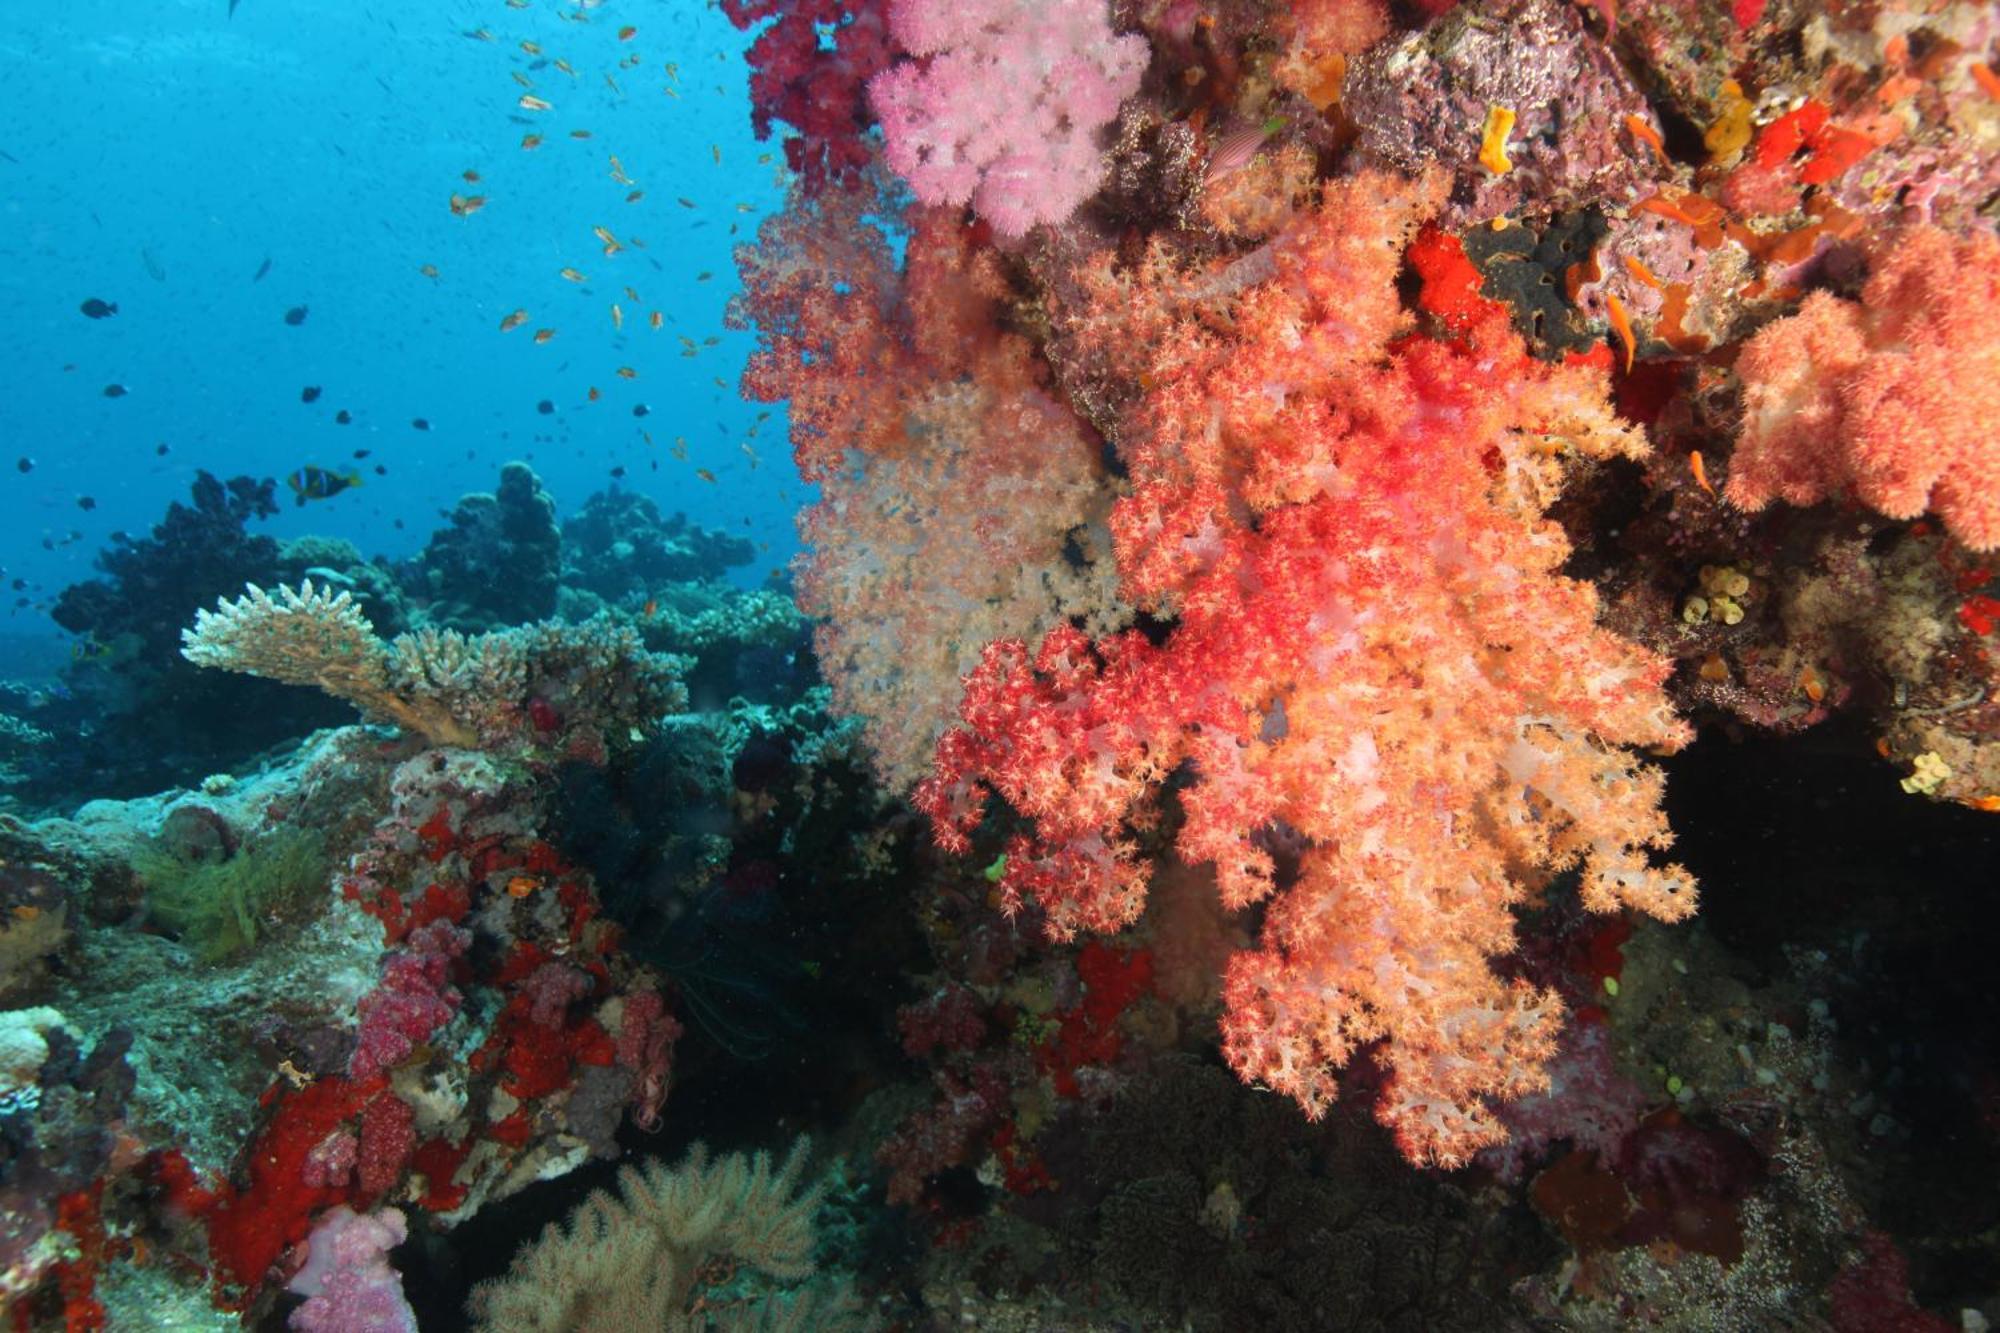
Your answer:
229,0 -> 240,16
102,384 -> 128,398
301,385 -> 321,403
252,256 -> 272,282
79,298 -> 117,319
286,465 -> 362,506
283,305 -> 308,326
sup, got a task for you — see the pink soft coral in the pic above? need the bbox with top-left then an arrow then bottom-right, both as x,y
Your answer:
287,1207 -> 416,1333
1725,226 -> 2000,550
868,0 -> 1149,238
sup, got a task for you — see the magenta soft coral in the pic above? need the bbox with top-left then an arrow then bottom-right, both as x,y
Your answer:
1725,226 -> 2000,551
868,0 -> 1149,237
348,920 -> 469,1082
722,0 -> 896,196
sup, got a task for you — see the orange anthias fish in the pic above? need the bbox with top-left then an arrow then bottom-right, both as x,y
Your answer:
499,309 -> 529,332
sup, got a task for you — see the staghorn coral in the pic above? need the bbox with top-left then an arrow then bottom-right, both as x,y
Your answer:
181,582 -> 479,748
182,582 -> 686,754
467,1139 -> 864,1332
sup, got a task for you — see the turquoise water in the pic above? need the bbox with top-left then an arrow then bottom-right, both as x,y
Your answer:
0,0 -> 796,675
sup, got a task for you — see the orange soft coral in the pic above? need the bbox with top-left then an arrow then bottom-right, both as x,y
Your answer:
1725,226 -> 2000,551
919,173 -> 1693,1168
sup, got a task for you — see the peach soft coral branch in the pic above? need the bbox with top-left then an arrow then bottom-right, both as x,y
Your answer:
1724,225 -> 2000,551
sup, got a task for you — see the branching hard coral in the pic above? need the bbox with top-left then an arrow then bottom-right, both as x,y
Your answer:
181,581 -> 479,747
183,582 -> 685,753
917,172 -> 1695,1167
467,1139 -> 864,1332
1724,226 -> 2000,552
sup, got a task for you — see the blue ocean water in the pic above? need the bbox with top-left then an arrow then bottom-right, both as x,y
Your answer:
0,0 -> 795,678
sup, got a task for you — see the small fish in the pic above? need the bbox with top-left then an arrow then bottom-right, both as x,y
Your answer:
252,256 -> 272,283
588,386 -> 601,402
419,264 -> 441,279
616,366 -> 636,379
672,436 -> 687,460
79,298 -> 117,319
559,267 -> 587,283
412,418 -> 431,431
611,465 -> 627,478
521,133 -> 543,150
632,403 -> 649,417
618,25 -> 637,39
18,457 -> 35,473
696,271 -> 712,282
519,94 -> 552,112
740,443 -> 760,468
464,27 -> 494,41
283,304 -> 309,325
711,144 -> 720,165
462,169 -> 481,183
533,328 -> 556,344
570,129 -> 592,140
695,468 -> 716,483
521,40 -> 541,54
649,311 -> 663,330
593,225 -> 620,248
500,309 -> 529,333
449,194 -> 487,217
610,303 -> 623,329
353,448 -> 371,458
1605,290 -> 1636,371
537,399 -> 555,414
554,58 -> 575,77
102,383 -> 128,398
624,285 -> 642,302
374,464 -> 387,475
676,196 -> 695,209
643,598 -> 657,617
301,385 -> 322,403
76,495 -> 96,511
625,189 -> 645,204
512,71 -> 535,89
154,443 -> 169,456
287,465 -> 363,505
335,409 -> 352,424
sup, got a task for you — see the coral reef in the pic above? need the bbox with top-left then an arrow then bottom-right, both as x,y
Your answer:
401,462 -> 563,630
7,0 -> 2000,1327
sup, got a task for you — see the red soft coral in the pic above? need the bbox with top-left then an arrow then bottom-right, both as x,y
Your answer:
1725,226 -> 2000,550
